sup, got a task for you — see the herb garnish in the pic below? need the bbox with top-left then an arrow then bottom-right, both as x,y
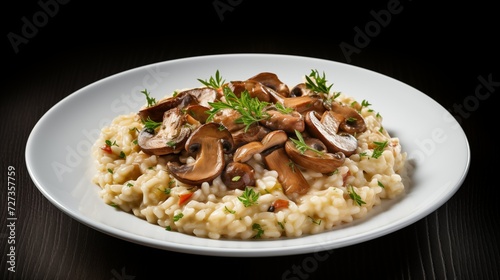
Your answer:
238,187 -> 260,207
198,70 -> 225,89
305,69 -> 333,94
372,141 -> 388,159
141,89 -> 157,107
207,87 -> 269,132
275,102 -> 293,114
142,117 -> 162,130
173,213 -> 184,222
289,130 -> 324,156
252,223 -> 264,239
348,185 -> 366,206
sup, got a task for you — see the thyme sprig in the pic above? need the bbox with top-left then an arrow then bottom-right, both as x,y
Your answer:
207,86 -> 269,132
142,117 -> 162,131
238,187 -> 260,207
289,130 -> 325,156
141,89 -> 157,107
305,69 -> 333,94
198,70 -> 225,89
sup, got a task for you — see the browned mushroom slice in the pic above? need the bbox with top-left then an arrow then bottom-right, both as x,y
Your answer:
227,80 -> 272,102
283,96 -> 325,115
138,90 -> 196,122
305,110 -> 358,157
231,124 -> 270,149
247,72 -> 290,97
166,123 -> 234,186
259,107 -> 305,133
233,130 -> 288,162
262,147 -> 310,198
221,161 -> 256,190
285,138 -> 345,174
210,108 -> 246,133
138,108 -> 191,155
185,104 -> 210,124
289,83 -> 317,97
328,101 -> 367,134
183,87 -> 218,108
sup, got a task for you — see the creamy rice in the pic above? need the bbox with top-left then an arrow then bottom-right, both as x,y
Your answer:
91,87 -> 411,240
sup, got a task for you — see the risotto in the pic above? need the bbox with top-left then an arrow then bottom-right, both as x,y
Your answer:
91,70 -> 411,240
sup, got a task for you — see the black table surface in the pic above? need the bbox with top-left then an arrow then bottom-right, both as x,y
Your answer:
2,1 -> 499,279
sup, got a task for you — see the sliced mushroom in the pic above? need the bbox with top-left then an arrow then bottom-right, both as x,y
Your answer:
227,80 -> 272,102
262,147 -> 310,198
283,95 -> 325,115
289,83 -> 316,97
166,123 -> 234,185
185,104 -> 210,124
327,101 -> 367,134
231,124 -> 270,148
247,72 -> 290,97
259,107 -> 305,133
183,87 -> 218,108
221,161 -> 256,190
138,90 -> 196,122
305,110 -> 358,157
285,138 -> 345,174
138,108 -> 191,155
233,130 -> 288,162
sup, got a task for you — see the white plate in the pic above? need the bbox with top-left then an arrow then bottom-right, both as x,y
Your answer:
26,53 -> 470,257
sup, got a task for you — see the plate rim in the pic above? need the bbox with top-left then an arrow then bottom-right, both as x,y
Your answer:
25,53 -> 471,257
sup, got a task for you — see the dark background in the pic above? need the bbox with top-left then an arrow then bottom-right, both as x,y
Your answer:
2,0 -> 499,279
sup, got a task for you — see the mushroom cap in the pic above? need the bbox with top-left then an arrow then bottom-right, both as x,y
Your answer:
328,101 -> 367,134
305,110 -> 358,157
138,108 -> 191,155
247,72 -> 290,97
233,130 -> 288,162
259,107 -> 305,133
167,123 -> 234,186
221,161 -> 256,190
285,138 -> 345,174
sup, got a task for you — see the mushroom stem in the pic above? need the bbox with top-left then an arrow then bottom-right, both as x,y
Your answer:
262,147 -> 310,199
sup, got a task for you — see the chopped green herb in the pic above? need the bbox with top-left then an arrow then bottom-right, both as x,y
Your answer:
207,87 -> 270,132
360,100 -> 372,109
252,223 -> 264,239
197,70 -> 225,89
289,130 -> 324,156
141,89 -> 157,107
275,102 -> 293,114
132,139 -> 138,145
173,213 -> 184,222
305,69 -> 333,94
105,140 -> 118,147
377,181 -> 385,189
142,117 -> 162,130
309,216 -> 322,225
372,141 -> 388,159
165,225 -> 171,231
126,183 -> 134,187
107,168 -> 113,174
232,176 -> 241,182
238,187 -> 260,207
348,185 -> 366,206
224,206 -> 236,214
119,151 -> 126,159
277,221 -> 285,230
